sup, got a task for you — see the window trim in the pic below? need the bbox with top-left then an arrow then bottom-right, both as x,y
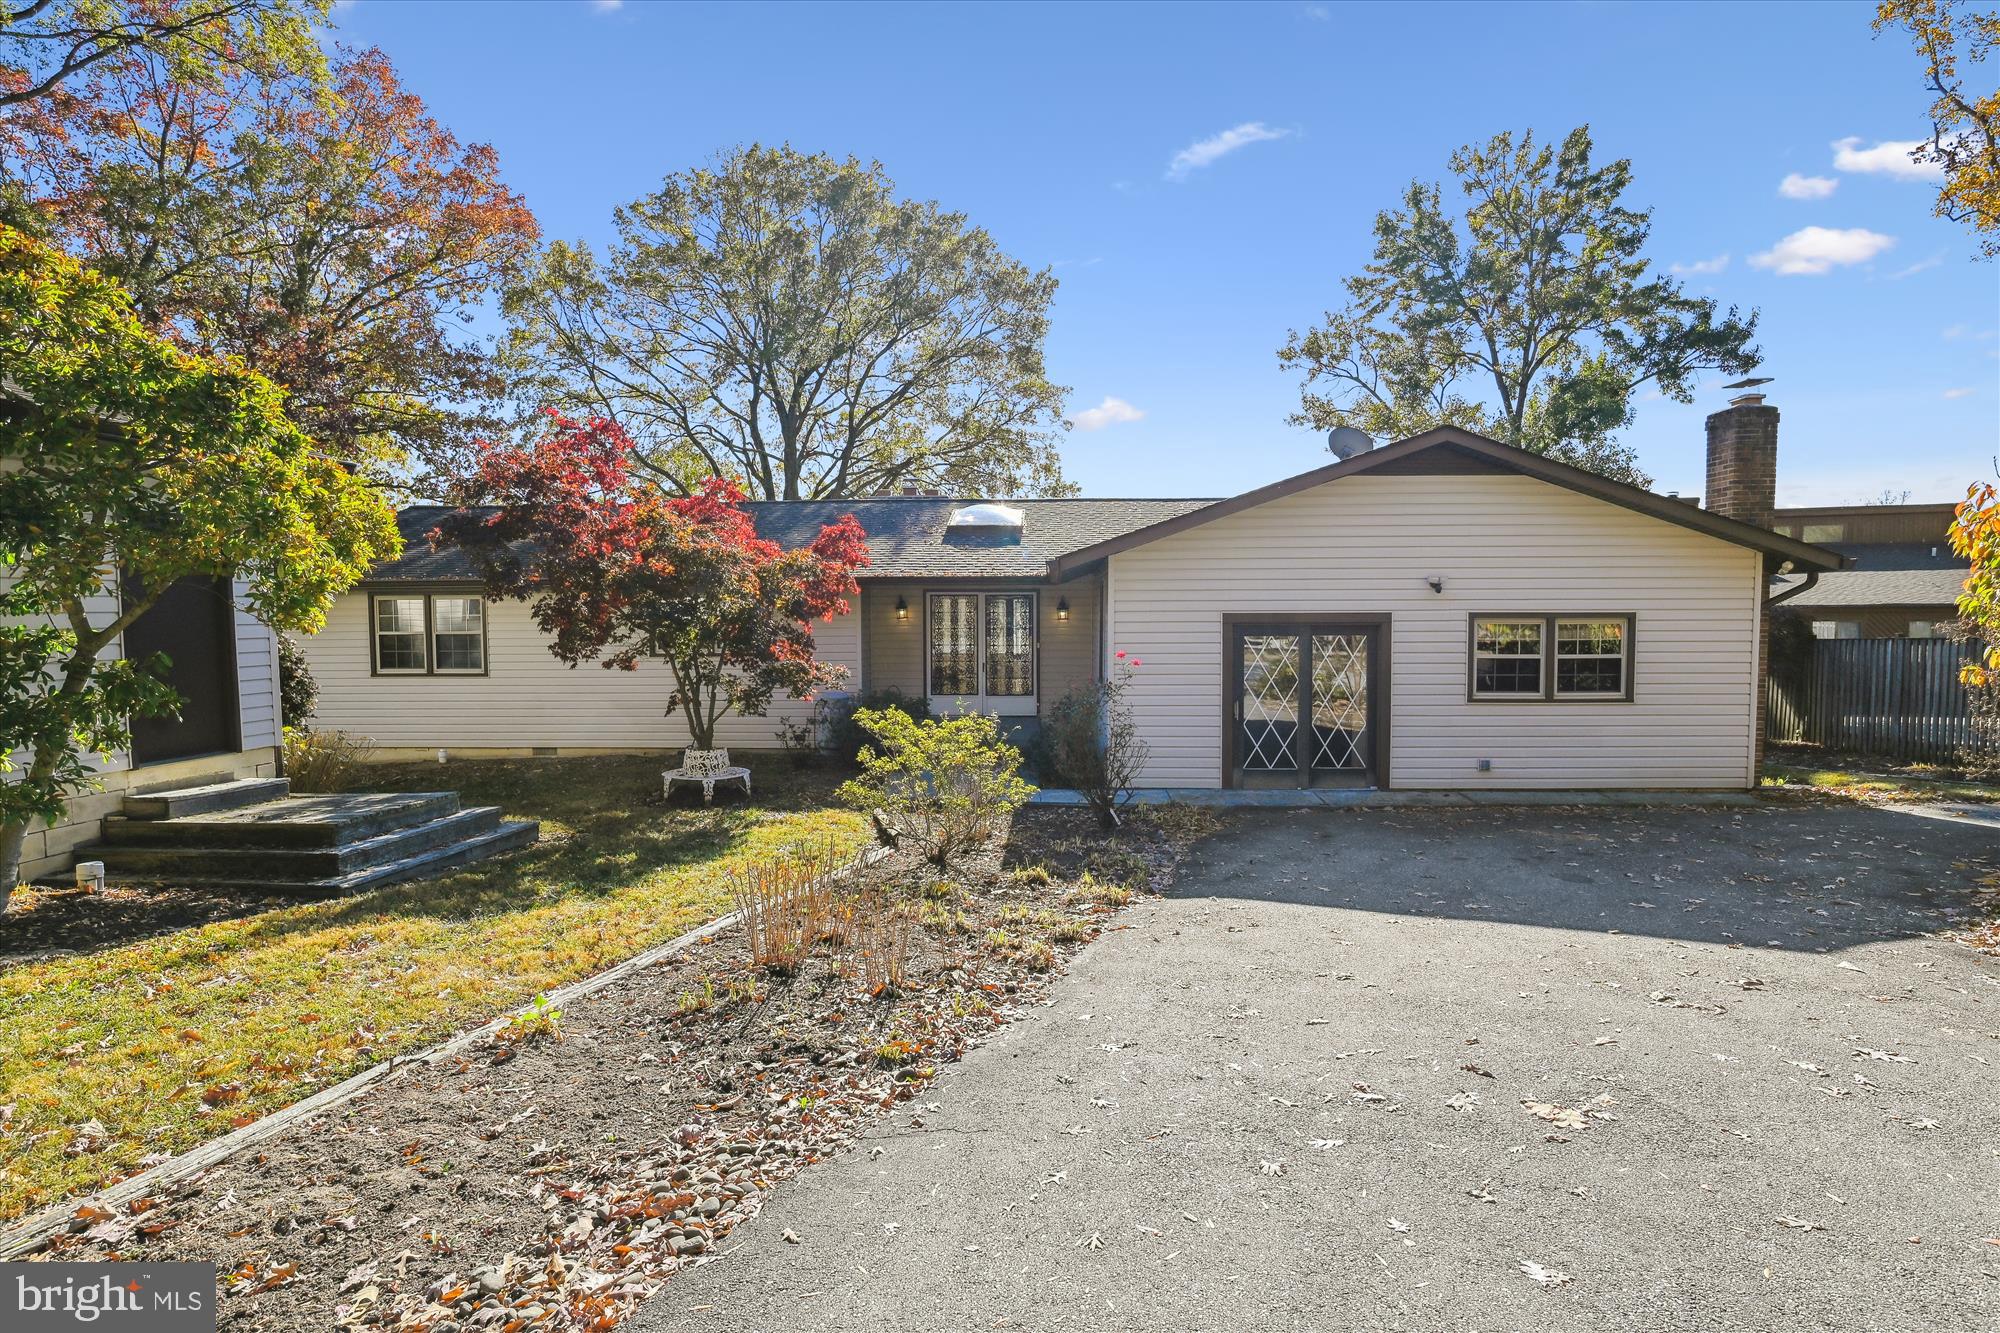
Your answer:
368,589 -> 490,678
1466,613 -> 1635,703
1468,616 -> 1546,701
429,595 -> 488,675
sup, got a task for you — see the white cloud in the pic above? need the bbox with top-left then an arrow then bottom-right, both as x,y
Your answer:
1670,253 -> 1730,276
1165,122 -> 1291,182
1749,226 -> 1895,276
590,0 -> 624,10
1943,387 -> 1976,399
1831,136 -> 1942,181
1888,253 -> 1943,279
1303,3 -> 1330,17
1778,173 -> 1838,200
1071,396 -> 1145,431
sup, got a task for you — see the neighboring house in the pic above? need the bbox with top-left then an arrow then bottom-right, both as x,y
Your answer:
1765,503 -> 1966,640
11,575 -> 283,881
302,400 -> 1844,792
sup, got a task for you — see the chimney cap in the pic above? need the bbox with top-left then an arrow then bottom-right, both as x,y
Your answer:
1728,392 -> 1766,408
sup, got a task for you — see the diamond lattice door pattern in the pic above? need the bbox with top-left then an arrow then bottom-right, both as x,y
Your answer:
1311,634 -> 1369,771
1232,624 -> 1376,787
1239,635 -> 1301,772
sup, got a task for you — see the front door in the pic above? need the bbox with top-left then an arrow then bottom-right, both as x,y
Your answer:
123,575 -> 240,765
1230,623 -> 1379,788
927,592 -> 1038,716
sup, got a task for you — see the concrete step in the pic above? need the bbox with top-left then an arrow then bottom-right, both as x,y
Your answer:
97,791 -> 461,850
143,819 -> 542,897
85,806 -> 508,880
122,777 -> 290,821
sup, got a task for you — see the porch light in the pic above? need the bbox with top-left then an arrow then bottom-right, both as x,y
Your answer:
1056,596 -> 1069,622
895,595 -> 909,620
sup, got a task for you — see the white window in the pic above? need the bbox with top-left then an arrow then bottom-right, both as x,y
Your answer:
1802,523 -> 1845,544
1906,619 -> 1936,639
1471,615 -> 1632,701
1471,619 -> 1543,698
374,597 -> 427,673
373,593 -> 487,675
432,597 -> 485,672
1811,620 -> 1861,640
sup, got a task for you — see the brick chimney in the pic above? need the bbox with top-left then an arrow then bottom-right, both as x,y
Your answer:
1704,392 -> 1779,529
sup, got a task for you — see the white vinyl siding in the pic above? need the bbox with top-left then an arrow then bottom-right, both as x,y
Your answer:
302,593 -> 862,751
231,576 -> 282,749
1106,472 -> 1763,790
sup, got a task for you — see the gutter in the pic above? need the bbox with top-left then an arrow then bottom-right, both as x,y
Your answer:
1765,570 -> 1820,608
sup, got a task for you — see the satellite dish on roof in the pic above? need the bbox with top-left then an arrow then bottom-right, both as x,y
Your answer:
1327,426 -> 1375,460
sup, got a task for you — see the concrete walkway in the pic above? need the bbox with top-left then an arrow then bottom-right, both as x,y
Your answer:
637,800 -> 1998,1332
1029,787 -> 1761,809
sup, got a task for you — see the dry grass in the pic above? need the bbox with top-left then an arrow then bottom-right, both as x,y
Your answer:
0,755 -> 866,1223
731,839 -> 845,974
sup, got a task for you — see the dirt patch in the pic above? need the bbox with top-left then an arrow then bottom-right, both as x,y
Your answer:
24,806 -> 1194,1331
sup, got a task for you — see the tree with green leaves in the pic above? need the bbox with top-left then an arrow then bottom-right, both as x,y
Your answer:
503,144 -> 1071,501
1875,0 -> 2000,259
0,0 -> 325,109
1279,126 -> 1762,487
4,34 -> 537,490
0,226 -> 401,902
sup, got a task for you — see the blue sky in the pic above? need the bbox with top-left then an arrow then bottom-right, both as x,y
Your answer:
329,0 -> 1997,504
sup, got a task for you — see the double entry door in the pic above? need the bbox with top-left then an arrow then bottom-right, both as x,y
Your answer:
1229,621 -> 1380,788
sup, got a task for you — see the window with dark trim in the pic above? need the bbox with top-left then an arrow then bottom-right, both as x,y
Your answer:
374,596 -> 428,673
927,591 -> 1036,699
371,593 -> 489,676
1469,615 -> 1633,701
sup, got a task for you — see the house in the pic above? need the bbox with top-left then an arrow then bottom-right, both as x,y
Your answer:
13,575 -> 285,882
1765,503 -> 1966,640
300,398 -> 1845,792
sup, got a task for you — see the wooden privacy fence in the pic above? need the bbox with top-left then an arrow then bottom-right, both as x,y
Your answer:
1766,638 -> 1992,762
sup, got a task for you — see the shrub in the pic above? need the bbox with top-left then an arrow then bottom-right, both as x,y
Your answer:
277,633 -> 318,728
827,688 -> 932,766
1040,655 -> 1149,828
732,840 -> 843,974
282,727 -> 375,792
839,904 -> 913,995
837,708 -> 1035,867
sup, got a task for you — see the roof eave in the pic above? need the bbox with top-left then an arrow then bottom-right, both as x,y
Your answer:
1045,428 -> 1850,579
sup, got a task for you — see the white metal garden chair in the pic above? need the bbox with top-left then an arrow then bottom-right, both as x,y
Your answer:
663,747 -> 753,804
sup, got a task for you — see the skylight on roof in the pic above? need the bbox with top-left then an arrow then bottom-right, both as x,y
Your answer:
946,502 -> 1025,530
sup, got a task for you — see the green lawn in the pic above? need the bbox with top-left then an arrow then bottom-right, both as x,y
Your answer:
0,755 -> 866,1224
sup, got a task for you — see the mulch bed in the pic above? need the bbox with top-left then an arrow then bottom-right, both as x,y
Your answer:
23,805 -> 1202,1331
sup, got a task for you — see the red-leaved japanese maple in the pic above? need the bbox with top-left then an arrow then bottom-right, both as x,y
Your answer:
433,415 -> 869,750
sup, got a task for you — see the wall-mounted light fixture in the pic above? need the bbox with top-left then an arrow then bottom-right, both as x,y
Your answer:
895,595 -> 909,620
1056,595 -> 1069,622
1426,575 -> 1446,595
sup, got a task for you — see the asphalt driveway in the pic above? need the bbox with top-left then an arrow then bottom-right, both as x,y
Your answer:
638,799 -> 2000,1332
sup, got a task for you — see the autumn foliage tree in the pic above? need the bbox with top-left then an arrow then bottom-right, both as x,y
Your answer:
1950,478 -> 2000,684
1876,0 -> 2000,259
0,226 -> 401,901
433,416 -> 870,752
3,37 -> 537,487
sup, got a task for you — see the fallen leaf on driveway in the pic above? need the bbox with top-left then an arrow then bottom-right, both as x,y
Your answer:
1388,1218 -> 1410,1234
1775,1216 -> 1824,1232
1854,1049 -> 1916,1064
1519,1259 -> 1573,1288
1259,1159 -> 1287,1176
1522,1101 -> 1589,1130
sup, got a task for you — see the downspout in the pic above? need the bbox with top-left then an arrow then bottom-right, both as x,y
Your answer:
1758,563 -> 1821,781
1765,569 -> 1819,607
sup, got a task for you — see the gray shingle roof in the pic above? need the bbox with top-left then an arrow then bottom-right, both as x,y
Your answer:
1774,542 -> 1968,608
368,497 -> 1220,584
